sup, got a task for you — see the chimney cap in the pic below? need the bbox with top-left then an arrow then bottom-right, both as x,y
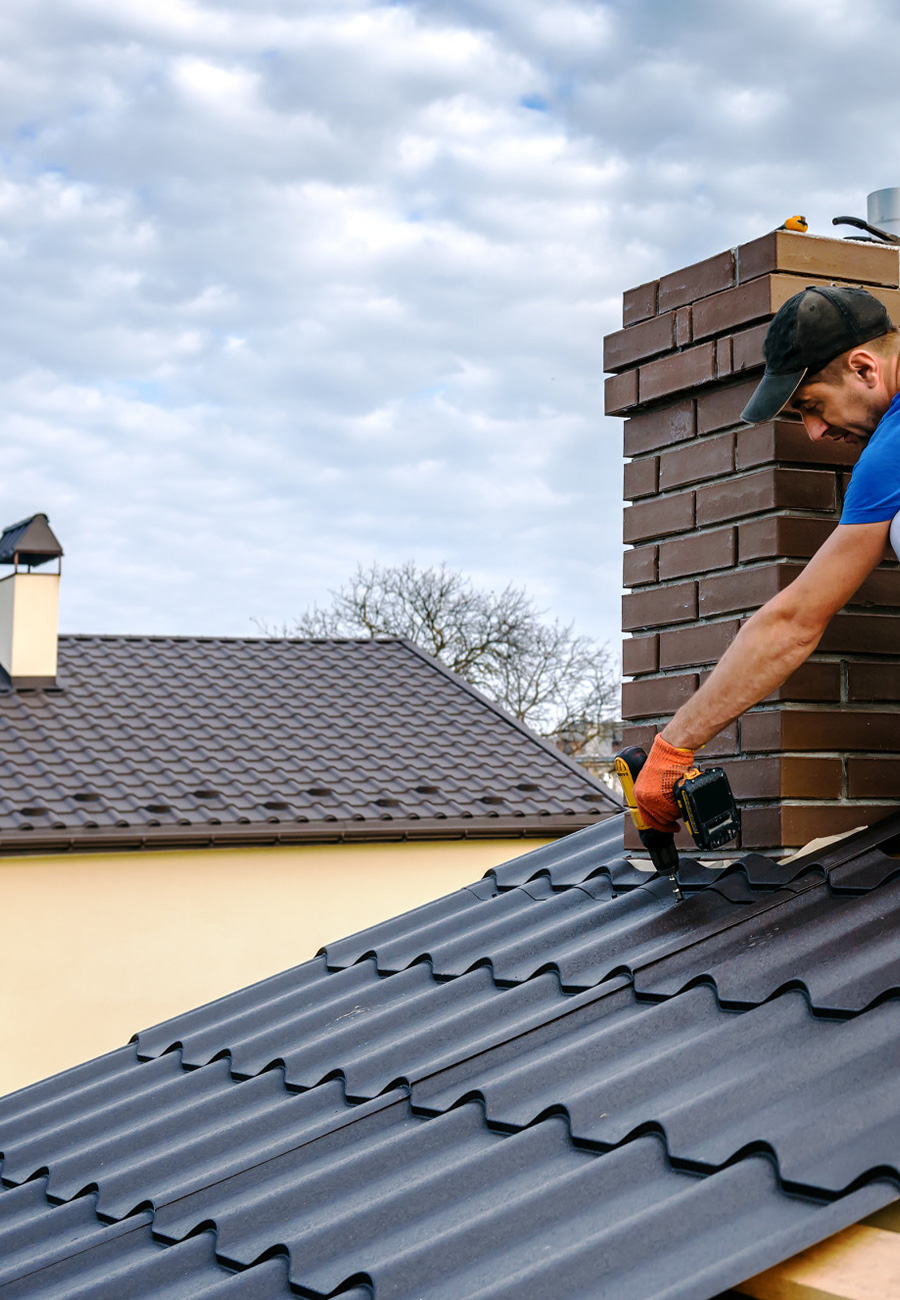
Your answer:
0,514 -> 63,568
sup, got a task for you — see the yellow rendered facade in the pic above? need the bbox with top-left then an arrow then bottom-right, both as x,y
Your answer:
0,836 -> 554,1097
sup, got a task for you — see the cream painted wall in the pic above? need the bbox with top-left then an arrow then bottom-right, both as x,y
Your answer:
0,837 -> 554,1098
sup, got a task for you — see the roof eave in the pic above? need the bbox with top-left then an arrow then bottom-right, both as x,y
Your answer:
0,812 -> 616,857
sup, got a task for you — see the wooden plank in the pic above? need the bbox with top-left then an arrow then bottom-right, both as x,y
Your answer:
735,1223 -> 900,1299
862,1201 -> 900,1234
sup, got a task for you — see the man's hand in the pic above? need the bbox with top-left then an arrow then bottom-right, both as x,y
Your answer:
634,734 -> 696,833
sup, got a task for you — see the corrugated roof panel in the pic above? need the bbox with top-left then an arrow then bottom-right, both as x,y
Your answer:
148,1103 -> 895,1300
5,971 -> 899,1224
636,873 -> 900,1012
143,963 -> 576,1093
322,870 -> 819,989
0,1065 -> 363,1221
412,984 -> 900,1193
0,1188 -> 293,1299
4,820 -> 900,1296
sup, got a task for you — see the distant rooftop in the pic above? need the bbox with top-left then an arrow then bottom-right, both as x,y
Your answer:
0,635 -> 620,854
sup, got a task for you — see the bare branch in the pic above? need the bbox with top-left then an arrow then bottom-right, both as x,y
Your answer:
276,560 -> 620,743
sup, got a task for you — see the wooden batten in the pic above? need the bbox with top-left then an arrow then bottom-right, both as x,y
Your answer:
736,1213 -> 900,1300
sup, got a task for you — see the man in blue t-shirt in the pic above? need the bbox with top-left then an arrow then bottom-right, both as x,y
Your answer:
634,283 -> 900,834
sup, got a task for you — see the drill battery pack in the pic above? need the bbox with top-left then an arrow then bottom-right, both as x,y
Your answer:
674,767 -> 741,852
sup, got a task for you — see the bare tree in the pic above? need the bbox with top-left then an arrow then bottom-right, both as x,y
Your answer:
265,561 -> 619,752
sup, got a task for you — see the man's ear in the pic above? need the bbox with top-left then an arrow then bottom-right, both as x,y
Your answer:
847,347 -> 881,387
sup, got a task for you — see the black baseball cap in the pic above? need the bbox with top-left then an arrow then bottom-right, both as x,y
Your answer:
741,284 -> 893,424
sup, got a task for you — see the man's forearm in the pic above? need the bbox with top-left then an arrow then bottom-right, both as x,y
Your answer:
660,596 -> 821,750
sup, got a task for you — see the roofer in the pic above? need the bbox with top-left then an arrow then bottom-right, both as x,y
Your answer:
634,284 -> 900,833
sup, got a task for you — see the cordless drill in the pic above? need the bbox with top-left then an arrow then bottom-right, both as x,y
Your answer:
614,746 -> 741,901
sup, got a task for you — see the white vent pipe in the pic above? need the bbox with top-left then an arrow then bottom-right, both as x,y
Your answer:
868,189 -> 900,240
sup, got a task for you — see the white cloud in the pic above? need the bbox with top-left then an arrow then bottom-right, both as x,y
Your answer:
1,0 -> 900,655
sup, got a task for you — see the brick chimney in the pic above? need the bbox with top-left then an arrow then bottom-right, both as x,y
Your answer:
605,231 -> 900,856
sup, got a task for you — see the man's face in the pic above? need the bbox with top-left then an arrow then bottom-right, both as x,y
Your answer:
787,370 -> 889,447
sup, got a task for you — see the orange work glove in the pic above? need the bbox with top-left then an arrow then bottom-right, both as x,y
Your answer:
633,734 -> 696,833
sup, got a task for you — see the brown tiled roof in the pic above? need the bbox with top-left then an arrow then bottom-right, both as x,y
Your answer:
0,636 -> 620,853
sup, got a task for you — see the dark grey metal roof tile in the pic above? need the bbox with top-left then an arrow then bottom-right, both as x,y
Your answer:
412,983 -> 900,1193
636,875 -> 900,1012
140,963 -> 575,1096
6,814 -> 900,1296
148,1104 -> 897,1300
0,1183 -> 153,1291
0,1199 -> 293,1299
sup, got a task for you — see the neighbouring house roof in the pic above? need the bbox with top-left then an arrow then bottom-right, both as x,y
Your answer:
2,813 -> 899,1298
0,635 -> 619,854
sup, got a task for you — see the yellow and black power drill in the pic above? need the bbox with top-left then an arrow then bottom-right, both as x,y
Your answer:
614,746 -> 741,901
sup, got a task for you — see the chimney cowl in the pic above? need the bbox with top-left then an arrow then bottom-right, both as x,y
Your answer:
0,513 -> 63,570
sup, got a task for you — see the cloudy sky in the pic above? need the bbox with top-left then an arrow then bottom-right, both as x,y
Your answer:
2,0 -> 899,650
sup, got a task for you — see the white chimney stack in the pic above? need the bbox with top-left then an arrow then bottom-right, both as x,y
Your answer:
0,514 -> 63,687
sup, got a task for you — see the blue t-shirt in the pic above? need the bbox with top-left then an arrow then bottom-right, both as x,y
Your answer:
841,389 -> 900,524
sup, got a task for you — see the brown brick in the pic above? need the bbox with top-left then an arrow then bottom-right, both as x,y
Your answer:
621,722 -> 658,753
763,661 -> 842,703
623,492 -> 695,545
623,280 -> 658,326
604,312 -> 675,372
737,515 -> 836,562
699,561 -> 800,616
623,544 -> 658,588
731,322 -> 766,372
781,804 -> 891,846
695,467 -> 836,526
741,708 -> 900,753
727,756 -> 843,800
701,723 -> 740,758
622,633 -> 658,676
658,527 -> 736,580
605,368 -> 639,416
623,456 -> 659,500
623,400 -> 696,456
691,272 -> 869,343
639,342 -> 716,404
622,673 -> 699,719
658,250 -> 735,313
740,803 -> 888,852
691,275 -> 776,341
819,613 -> 900,656
715,337 -> 733,378
737,230 -> 900,288
735,421 -> 861,470
848,758 -> 900,798
695,378 -> 759,434
847,662 -> 900,702
622,582 -> 698,632
659,619 -> 739,669
658,433 -> 734,490
675,307 -> 692,347
849,566 -> 900,608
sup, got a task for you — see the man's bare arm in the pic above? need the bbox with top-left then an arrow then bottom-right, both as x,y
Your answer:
661,520 -> 891,751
